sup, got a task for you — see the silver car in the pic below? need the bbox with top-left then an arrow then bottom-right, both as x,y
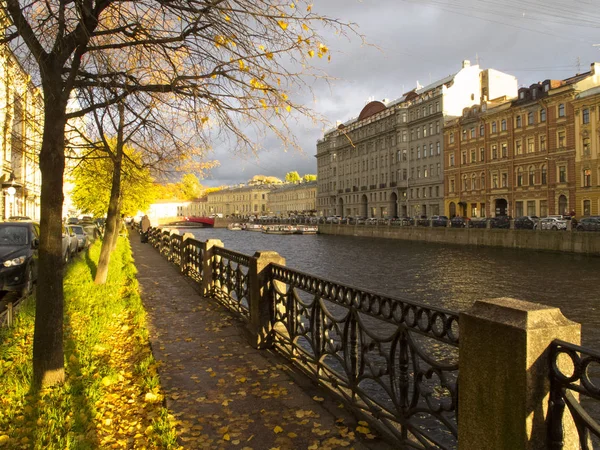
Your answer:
539,217 -> 568,231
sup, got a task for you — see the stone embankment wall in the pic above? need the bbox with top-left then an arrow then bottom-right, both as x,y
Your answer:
318,224 -> 600,256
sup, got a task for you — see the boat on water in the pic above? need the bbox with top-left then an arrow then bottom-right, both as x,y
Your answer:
295,225 -> 318,235
227,223 -> 243,231
262,225 -> 297,235
245,223 -> 264,232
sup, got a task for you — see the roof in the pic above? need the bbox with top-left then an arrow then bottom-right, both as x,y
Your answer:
576,85 -> 600,100
271,181 -> 317,193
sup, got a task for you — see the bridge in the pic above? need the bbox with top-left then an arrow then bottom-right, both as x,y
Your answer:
161,216 -> 215,227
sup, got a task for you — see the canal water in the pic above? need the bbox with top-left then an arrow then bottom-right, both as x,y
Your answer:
185,228 -> 600,348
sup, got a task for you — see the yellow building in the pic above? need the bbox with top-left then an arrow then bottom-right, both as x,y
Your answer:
267,181 -> 317,217
0,45 -> 43,220
573,86 -> 600,216
206,184 -> 275,217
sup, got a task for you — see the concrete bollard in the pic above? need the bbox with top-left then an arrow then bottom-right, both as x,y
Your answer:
458,298 -> 580,450
247,251 -> 286,349
201,239 -> 224,297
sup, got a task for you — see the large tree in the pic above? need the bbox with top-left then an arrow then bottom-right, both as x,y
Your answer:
2,0 -> 359,387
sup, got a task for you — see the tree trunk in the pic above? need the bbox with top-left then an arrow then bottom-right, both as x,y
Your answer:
32,87 -> 68,388
110,202 -> 121,252
95,103 -> 125,284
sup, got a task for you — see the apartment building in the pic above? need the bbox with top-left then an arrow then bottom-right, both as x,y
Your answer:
316,60 -> 517,218
444,63 -> 600,218
268,181 -> 317,217
573,85 -> 600,216
0,46 -> 43,220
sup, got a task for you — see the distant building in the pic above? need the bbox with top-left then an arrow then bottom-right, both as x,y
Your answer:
316,60 -> 518,218
0,45 -> 43,220
206,184 -> 275,217
268,181 -> 317,217
148,199 -> 189,225
178,197 -> 209,217
444,63 -> 600,218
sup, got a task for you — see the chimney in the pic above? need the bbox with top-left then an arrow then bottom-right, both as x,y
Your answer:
462,60 -> 471,68
591,62 -> 600,76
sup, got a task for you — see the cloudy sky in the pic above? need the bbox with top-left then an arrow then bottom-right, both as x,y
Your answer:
203,0 -> 600,187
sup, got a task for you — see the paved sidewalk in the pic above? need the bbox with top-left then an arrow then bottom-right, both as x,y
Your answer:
130,235 -> 393,450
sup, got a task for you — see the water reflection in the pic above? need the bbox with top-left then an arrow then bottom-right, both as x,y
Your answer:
186,228 -> 600,347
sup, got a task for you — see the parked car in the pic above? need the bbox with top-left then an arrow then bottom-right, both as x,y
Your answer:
514,216 -> 538,230
450,216 -> 471,228
489,215 -> 511,229
416,216 -> 430,227
65,225 -> 79,256
431,215 -> 449,227
575,216 -> 600,232
81,223 -> 101,242
7,216 -> 32,221
62,225 -> 72,264
539,216 -> 568,231
365,217 -> 378,225
67,217 -> 79,224
0,221 -> 39,296
470,217 -> 488,228
69,225 -> 89,250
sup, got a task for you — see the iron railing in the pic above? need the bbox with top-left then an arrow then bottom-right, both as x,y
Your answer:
268,263 -> 459,448
182,238 -> 205,283
211,246 -> 252,320
548,340 -> 600,449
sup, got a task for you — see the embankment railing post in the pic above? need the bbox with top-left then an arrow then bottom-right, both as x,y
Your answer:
247,251 -> 286,349
201,239 -> 223,297
181,232 -> 195,275
458,297 -> 581,450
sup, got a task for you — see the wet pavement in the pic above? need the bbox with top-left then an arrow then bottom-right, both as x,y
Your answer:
130,235 -> 393,450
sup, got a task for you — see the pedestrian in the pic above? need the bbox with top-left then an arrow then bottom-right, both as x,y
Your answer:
141,215 -> 151,243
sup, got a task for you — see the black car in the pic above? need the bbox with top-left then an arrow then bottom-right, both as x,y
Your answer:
450,216 -> 471,228
576,216 -> 600,232
470,218 -> 488,228
489,215 -> 511,229
431,215 -> 449,227
0,222 -> 39,296
514,216 -> 538,230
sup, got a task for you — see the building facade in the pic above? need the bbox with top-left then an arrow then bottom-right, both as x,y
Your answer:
0,46 -> 43,220
573,86 -> 600,217
206,184 -> 274,217
316,60 -> 518,218
444,63 -> 600,218
268,181 -> 317,217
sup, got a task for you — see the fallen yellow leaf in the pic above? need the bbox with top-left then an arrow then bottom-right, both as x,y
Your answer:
273,426 -> 283,434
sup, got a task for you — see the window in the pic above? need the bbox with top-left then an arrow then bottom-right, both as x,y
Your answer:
529,167 -> 535,185
471,150 -> 476,163
540,109 -> 546,122
517,168 -> 523,186
462,129 -> 467,141
480,173 -> 485,189
583,108 -> 590,124
558,130 -> 566,149
449,154 -> 455,166
423,126 -> 428,137
558,103 -> 565,117
515,140 -> 522,155
424,168 -> 428,178
502,173 -> 507,187
501,119 -> 507,131
527,112 -> 534,125
402,169 -> 407,180
583,138 -> 591,155
470,127 -> 476,138
436,186 -> 439,197
492,122 -> 497,133
515,201 -> 524,217
449,133 -> 454,144
436,142 -> 441,154
540,135 -> 546,152
516,115 -> 522,128
480,147 -> 485,161
436,101 -> 440,112
417,128 -> 421,138
480,124 -> 485,136
527,138 -> 534,154
450,179 -> 455,193
492,145 -> 498,159
462,175 -> 468,191
480,203 -> 486,217
501,143 -> 507,158
437,163 -> 441,175
584,200 -> 591,216
542,166 -> 547,185
492,173 -> 498,188
527,200 -> 536,216
417,147 -> 421,159
471,175 -> 476,190
461,151 -> 467,164
584,169 -> 592,187
540,200 -> 547,217
559,166 -> 566,183
430,123 -> 434,136
436,122 -> 440,134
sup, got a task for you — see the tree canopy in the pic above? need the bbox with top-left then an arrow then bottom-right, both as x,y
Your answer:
285,171 -> 301,183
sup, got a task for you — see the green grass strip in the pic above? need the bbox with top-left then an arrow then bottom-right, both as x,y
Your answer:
0,238 -> 180,449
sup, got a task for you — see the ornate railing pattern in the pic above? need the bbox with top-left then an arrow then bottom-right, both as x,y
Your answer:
548,340 -> 600,449
182,238 -> 205,283
268,263 -> 459,448
169,234 -> 183,266
211,246 -> 252,320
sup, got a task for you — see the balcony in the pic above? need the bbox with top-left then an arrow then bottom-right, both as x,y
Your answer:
345,188 -> 351,193
390,182 -> 397,187
370,185 -> 376,190
337,189 -> 343,194
360,186 -> 367,191
380,183 -> 387,189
